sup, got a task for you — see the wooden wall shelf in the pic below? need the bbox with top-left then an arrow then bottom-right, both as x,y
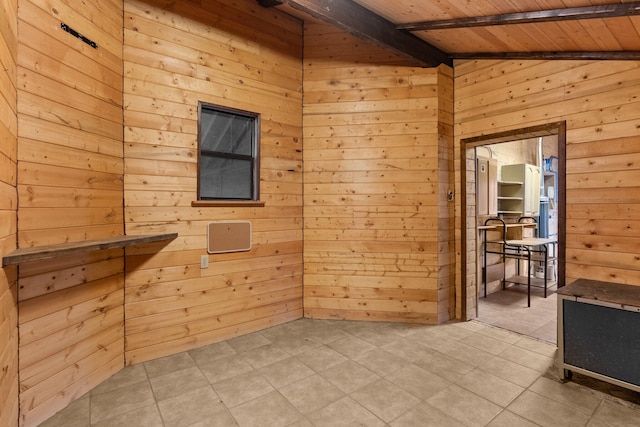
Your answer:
2,233 -> 178,266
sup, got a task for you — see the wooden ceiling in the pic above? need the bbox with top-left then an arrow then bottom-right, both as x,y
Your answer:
259,0 -> 640,67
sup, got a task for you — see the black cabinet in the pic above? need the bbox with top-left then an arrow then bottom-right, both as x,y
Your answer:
558,279 -> 640,392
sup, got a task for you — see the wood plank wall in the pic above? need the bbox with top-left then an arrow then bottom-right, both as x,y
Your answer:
122,0 -> 304,364
455,59 -> 640,317
16,0 -> 125,425
437,66 -> 455,322
303,23 -> 455,324
0,0 -> 19,425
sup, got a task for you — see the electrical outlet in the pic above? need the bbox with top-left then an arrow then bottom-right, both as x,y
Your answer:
200,255 -> 209,269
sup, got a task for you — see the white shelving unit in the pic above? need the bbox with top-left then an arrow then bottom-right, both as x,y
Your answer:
497,180 -> 524,215
498,164 -> 540,216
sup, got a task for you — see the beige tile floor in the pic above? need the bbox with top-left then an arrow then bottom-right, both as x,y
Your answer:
41,317 -> 640,427
476,284 -> 558,344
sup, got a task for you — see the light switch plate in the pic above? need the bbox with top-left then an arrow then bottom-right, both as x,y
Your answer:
200,255 -> 209,269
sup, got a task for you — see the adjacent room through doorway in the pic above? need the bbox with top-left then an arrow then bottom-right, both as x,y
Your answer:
460,123 -> 566,343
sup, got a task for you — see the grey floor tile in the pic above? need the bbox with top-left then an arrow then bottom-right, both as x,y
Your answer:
507,389 -> 591,427
350,379 -> 420,423
390,402 -> 464,427
272,334 -> 323,356
144,352 -> 196,379
428,323 -> 476,341
352,325 -> 404,347
415,331 -> 461,353
307,396 -> 385,427
199,354 -> 253,384
188,341 -> 237,366
438,340 -> 495,368
327,335 -> 376,359
150,366 -> 210,402
498,345 -> 555,373
354,348 -> 408,378
382,321 -> 425,338
296,345 -> 348,372
335,320 -> 379,335
490,318 -> 539,336
426,384 -> 503,427
240,343 -> 290,369
455,368 -> 525,407
528,376 -> 603,415
410,325 -> 468,346
91,364 -> 148,396
302,325 -> 353,344
319,360 -> 381,393
184,419 -> 238,427
381,337 -> 434,362
157,386 -> 233,427
90,380 -> 156,424
414,348 -> 475,383
279,374 -> 345,415
485,410 -> 540,427
460,333 -> 513,355
229,391 -> 303,427
450,320 -> 488,333
258,357 -> 315,389
212,370 -> 274,408
530,319 -> 557,343
514,336 -> 557,358
386,363 -> 451,400
283,317 -> 321,332
226,331 -> 272,353
478,356 -> 541,388
259,323 -> 298,342
286,418 -> 314,427
588,399 -> 640,426
477,290 -> 558,345
92,404 -> 163,427
38,394 -> 90,427
512,311 -> 551,327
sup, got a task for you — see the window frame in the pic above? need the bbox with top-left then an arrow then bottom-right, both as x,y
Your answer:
196,101 -> 261,202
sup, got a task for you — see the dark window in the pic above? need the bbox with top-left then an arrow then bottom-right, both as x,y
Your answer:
197,102 -> 260,200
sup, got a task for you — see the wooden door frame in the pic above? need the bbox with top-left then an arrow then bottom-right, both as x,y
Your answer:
459,122 -> 566,320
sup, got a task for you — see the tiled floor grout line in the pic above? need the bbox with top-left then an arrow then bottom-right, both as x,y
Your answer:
144,361 -> 168,427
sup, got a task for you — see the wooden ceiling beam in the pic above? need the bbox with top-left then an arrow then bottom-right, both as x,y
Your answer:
257,0 -> 452,67
257,0 -> 284,7
398,2 -> 640,31
451,51 -> 640,61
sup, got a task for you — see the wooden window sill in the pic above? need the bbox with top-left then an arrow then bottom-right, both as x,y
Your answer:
2,233 -> 178,266
191,200 -> 265,207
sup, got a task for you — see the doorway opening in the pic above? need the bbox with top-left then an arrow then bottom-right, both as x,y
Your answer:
460,122 -> 566,343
